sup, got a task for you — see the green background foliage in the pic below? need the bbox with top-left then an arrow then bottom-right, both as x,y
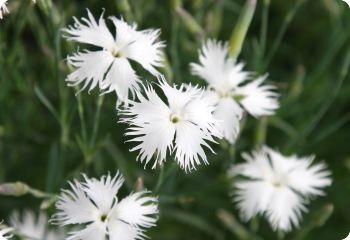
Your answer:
0,0 -> 350,239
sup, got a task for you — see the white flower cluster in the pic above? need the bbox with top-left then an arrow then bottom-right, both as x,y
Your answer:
0,7 -> 334,240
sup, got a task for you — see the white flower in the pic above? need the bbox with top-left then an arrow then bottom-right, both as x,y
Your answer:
0,226 -> 12,240
0,0 -> 9,20
52,172 -> 158,240
120,76 -> 222,172
10,210 -> 65,240
191,40 -> 279,143
343,232 -> 350,240
229,146 -> 332,232
63,9 -> 165,105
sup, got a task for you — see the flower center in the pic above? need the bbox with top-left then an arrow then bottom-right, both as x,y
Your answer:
100,213 -> 108,222
111,48 -> 122,58
170,114 -> 181,124
270,175 -> 286,188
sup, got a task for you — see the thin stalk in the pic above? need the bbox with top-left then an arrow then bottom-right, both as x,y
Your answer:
170,13 -> 180,83
260,0 -> 306,72
89,95 -> 105,151
277,231 -> 285,240
254,116 -> 268,146
154,165 -> 165,193
287,47 -> 350,150
259,0 -> 270,61
76,91 -> 87,143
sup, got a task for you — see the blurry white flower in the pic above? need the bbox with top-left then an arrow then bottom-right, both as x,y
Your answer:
343,232 -> 350,240
121,76 -> 221,172
342,0 -> 350,8
0,0 -> 9,20
10,210 -> 64,240
229,146 -> 332,232
52,172 -> 158,240
0,226 -> 12,240
191,40 -> 279,143
63,9 -> 165,105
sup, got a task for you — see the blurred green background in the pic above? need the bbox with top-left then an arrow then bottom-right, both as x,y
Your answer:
1,0 -> 350,239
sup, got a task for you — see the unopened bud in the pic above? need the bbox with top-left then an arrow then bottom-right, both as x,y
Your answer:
0,182 -> 29,196
134,177 -> 144,192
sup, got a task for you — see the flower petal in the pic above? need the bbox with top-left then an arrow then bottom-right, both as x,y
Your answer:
100,58 -> 140,105
121,85 -> 175,167
52,180 -> 99,225
0,0 -> 9,20
237,75 -> 279,117
234,180 -> 274,221
265,187 -> 306,232
110,17 -> 164,76
66,50 -> 114,93
67,222 -> 107,240
114,191 -> 158,228
63,9 -> 115,49
107,220 -> 141,240
190,40 -> 250,93
82,173 -> 124,214
285,156 -> 332,196
174,121 -> 216,172
213,97 -> 243,143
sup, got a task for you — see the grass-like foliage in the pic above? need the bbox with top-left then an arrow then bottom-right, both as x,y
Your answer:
0,0 -> 350,239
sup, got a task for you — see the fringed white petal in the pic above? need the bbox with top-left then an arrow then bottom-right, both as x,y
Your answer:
0,227 -> 12,240
190,40 -> 250,93
101,58 -> 140,106
121,84 -> 175,167
190,40 -> 230,86
213,97 -> 243,143
82,172 -> 124,214
237,75 -> 279,117
52,180 -> 99,225
66,50 -> 114,93
265,187 -> 306,232
174,121 -> 215,172
123,29 -> 165,76
67,222 -> 107,240
107,220 -> 141,240
10,210 -> 47,239
114,191 -> 158,228
0,0 -> 8,20
110,17 -> 165,76
283,156 -> 332,197
234,180 -> 274,221
63,9 -> 115,49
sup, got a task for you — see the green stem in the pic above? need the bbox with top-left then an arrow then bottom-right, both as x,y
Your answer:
259,0 -> 270,61
260,0 -> 306,72
154,165 -> 165,193
76,91 -> 87,142
255,116 -> 268,146
89,95 -> 105,150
